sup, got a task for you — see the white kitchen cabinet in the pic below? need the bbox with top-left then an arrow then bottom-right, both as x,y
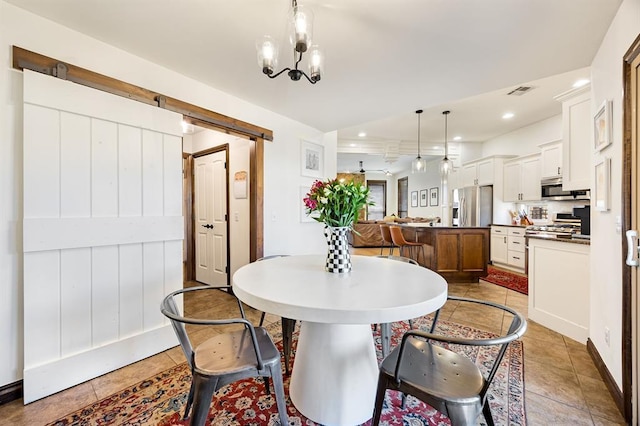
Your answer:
554,85 -> 591,191
528,237 -> 590,342
503,154 -> 541,202
490,226 -> 508,265
462,163 -> 479,187
490,226 -> 525,272
506,228 -> 526,270
461,156 -> 514,187
539,140 -> 562,179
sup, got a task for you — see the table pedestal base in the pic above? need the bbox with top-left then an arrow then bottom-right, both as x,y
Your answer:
289,322 -> 378,425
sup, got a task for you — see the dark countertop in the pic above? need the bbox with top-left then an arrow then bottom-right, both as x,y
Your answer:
526,234 -> 590,245
398,224 -> 490,229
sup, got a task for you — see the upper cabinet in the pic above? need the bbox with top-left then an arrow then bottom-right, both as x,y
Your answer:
554,85 -> 591,191
461,156 -> 513,187
503,154 -> 541,202
539,141 -> 562,179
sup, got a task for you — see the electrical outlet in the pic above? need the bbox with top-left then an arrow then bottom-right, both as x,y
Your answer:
604,327 -> 610,346
234,212 -> 239,222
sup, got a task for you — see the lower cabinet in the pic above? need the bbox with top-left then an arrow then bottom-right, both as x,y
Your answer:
528,237 -> 589,342
407,226 -> 490,283
490,226 -> 525,273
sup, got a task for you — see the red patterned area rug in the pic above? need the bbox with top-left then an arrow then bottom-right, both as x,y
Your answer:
48,317 -> 525,426
482,265 -> 529,295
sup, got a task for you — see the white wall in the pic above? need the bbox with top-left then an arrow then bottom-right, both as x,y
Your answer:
401,158 -> 447,219
0,1 -> 334,387
482,115 -> 562,158
363,172 -> 396,217
589,0 -> 640,389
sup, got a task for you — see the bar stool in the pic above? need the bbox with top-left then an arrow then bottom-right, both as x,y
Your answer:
389,225 -> 425,265
379,224 -> 395,255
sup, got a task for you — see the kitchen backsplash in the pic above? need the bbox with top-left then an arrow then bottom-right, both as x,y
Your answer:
516,200 -> 591,224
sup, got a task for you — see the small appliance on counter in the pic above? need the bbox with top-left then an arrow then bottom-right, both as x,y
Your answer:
572,205 -> 591,236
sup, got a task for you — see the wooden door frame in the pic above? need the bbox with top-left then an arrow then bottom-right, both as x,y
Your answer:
189,145 -> 231,284
621,33 -> 640,424
12,46 -> 269,271
366,179 -> 387,220
397,177 -> 408,217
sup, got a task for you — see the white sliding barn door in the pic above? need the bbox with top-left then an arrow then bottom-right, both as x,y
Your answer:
22,70 -> 183,403
194,151 -> 228,286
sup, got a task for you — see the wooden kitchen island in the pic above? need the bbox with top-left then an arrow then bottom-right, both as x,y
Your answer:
400,224 -> 490,283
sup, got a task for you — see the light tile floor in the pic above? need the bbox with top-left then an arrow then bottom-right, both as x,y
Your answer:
0,248 -> 627,425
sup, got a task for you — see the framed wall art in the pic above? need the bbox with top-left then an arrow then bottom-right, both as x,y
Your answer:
411,191 -> 418,207
429,187 -> 439,206
594,100 -> 612,152
594,157 -> 610,211
419,189 -> 427,207
301,140 -> 324,178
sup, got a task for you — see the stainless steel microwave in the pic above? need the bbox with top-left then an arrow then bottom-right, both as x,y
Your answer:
541,178 -> 590,201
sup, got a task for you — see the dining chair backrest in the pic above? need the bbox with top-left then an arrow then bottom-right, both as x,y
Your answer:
160,285 -> 288,426
388,225 -> 409,246
372,296 -> 527,426
380,224 -> 393,245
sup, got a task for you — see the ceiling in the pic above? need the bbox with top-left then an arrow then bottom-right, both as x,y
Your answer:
6,0 -> 622,173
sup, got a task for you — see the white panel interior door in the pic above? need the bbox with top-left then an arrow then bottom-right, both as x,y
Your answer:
194,151 -> 228,285
22,70 -> 184,403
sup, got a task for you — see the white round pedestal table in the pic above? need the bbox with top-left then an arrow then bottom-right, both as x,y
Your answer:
232,254 -> 447,426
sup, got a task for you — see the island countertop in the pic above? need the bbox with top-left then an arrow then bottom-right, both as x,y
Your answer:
397,225 -> 490,283
398,223 -> 490,229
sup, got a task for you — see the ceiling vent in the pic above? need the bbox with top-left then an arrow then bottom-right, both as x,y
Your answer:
507,86 -> 535,96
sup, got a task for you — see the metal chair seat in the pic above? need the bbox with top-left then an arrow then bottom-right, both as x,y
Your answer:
372,296 -> 527,426
161,285 -> 288,426
379,338 -> 485,408
195,327 -> 280,376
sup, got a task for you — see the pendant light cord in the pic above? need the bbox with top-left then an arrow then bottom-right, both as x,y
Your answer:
416,109 -> 423,158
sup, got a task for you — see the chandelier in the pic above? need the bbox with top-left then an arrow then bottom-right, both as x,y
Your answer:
411,109 -> 427,173
256,0 -> 324,84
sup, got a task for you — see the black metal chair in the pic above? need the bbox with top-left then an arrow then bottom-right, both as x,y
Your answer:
256,255 -> 297,375
371,296 -> 527,426
161,285 -> 288,426
374,255 -> 418,357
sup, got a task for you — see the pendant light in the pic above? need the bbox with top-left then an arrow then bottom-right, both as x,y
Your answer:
411,109 -> 427,173
440,110 -> 451,176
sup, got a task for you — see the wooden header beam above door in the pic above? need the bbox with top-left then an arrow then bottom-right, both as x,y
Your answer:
11,46 -> 274,141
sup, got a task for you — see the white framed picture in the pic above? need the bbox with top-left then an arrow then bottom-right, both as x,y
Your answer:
301,140 -> 324,178
594,100 -> 612,152
594,157 -> 610,211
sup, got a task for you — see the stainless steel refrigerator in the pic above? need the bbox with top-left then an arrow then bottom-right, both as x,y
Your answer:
454,185 -> 493,227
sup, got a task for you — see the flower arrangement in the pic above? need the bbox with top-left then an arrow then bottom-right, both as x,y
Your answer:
303,179 -> 372,228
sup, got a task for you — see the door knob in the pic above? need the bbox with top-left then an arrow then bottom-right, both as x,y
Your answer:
202,224 -> 214,229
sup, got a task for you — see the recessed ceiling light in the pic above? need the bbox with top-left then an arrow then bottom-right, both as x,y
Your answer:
502,112 -> 515,119
453,136 -> 462,141
350,143 -> 357,147
433,145 -> 440,150
573,79 -> 590,88
358,132 -> 366,137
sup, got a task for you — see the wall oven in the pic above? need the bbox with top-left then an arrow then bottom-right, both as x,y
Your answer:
541,177 -> 590,201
